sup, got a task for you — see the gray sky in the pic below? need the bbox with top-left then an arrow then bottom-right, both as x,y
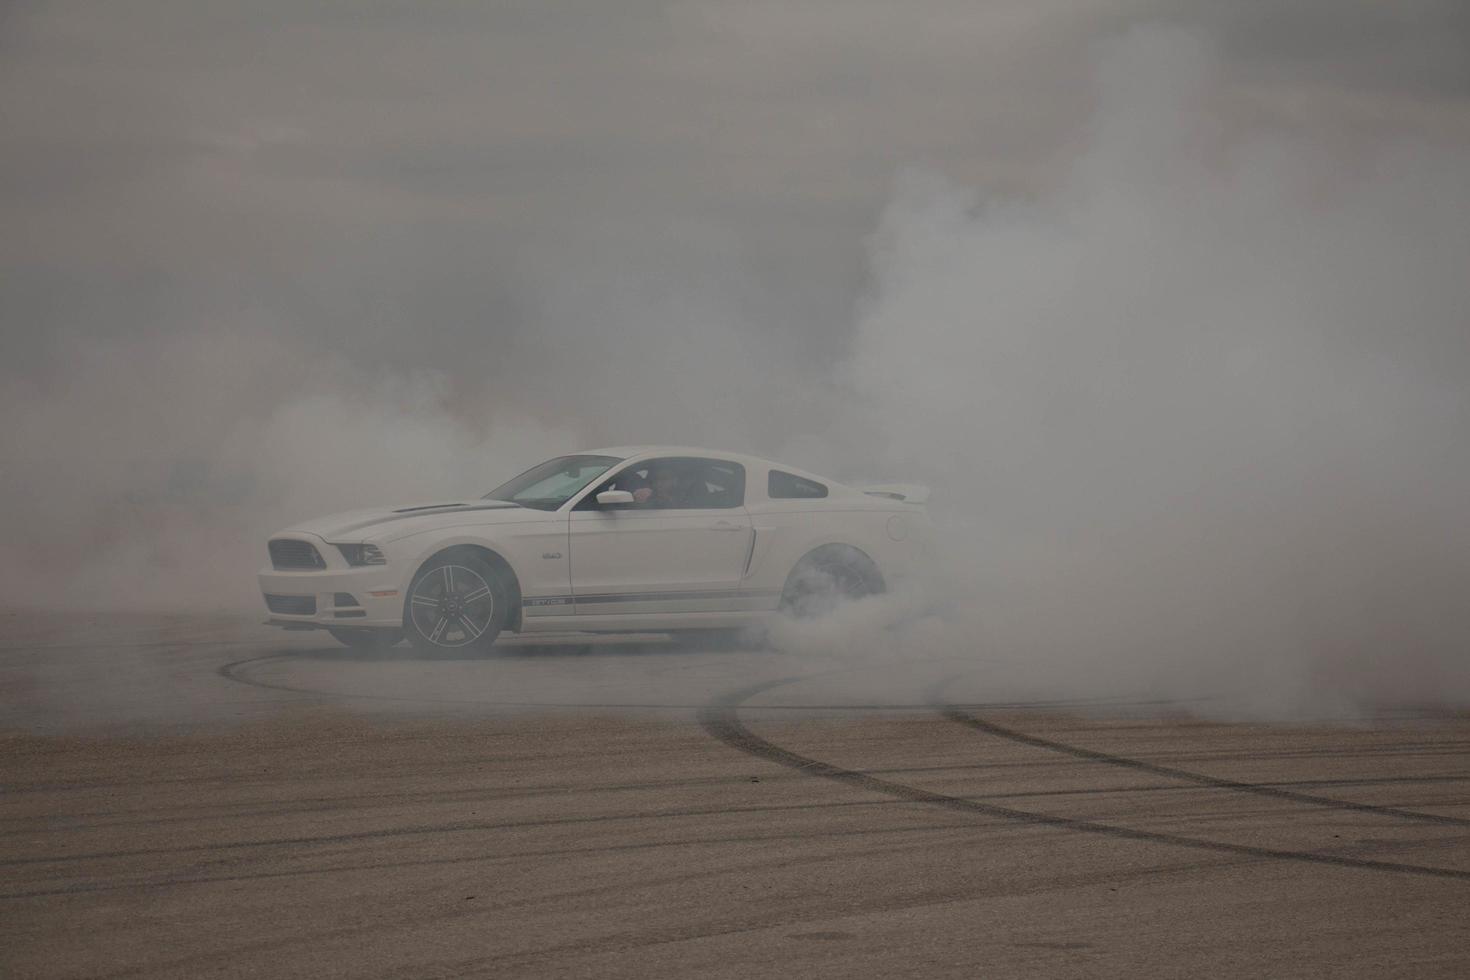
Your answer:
5,1 -> 1466,395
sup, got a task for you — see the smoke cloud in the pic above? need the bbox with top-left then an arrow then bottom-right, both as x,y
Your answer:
840,27 -> 1470,714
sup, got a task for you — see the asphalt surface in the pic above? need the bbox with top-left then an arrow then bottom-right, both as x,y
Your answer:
2,612 -> 1468,978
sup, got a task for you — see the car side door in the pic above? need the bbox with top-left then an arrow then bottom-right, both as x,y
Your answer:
566,457 -> 753,614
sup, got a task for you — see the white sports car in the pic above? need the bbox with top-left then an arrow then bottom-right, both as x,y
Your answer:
258,447 -> 931,653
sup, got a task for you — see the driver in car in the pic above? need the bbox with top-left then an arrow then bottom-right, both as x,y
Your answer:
633,465 -> 683,507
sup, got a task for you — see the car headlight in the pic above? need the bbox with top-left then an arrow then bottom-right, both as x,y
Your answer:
336,543 -> 387,566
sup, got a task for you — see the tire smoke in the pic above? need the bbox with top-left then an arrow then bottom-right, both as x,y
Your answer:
830,28 -> 1470,715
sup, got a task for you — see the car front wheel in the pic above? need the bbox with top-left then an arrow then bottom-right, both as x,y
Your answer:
402,553 -> 507,655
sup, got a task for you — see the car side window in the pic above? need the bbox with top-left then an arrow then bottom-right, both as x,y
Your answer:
580,458 -> 745,509
686,459 -> 744,508
768,469 -> 828,499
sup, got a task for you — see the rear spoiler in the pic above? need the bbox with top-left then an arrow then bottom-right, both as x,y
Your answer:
860,483 -> 930,505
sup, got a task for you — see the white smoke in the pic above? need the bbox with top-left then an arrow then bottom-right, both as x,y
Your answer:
833,27 -> 1470,715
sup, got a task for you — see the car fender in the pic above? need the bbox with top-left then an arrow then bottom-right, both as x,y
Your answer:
388,525 -> 567,614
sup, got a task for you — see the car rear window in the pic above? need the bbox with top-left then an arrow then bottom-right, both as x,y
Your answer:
768,470 -> 828,499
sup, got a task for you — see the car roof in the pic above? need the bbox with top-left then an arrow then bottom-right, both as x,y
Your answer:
580,446 -> 847,491
582,445 -> 750,461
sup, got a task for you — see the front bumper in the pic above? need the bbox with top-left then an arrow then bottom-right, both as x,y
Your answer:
258,536 -> 404,630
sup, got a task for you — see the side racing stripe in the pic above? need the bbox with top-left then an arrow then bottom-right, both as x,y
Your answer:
522,588 -> 781,611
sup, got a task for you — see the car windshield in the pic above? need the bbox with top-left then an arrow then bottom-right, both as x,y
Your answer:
482,454 -> 622,511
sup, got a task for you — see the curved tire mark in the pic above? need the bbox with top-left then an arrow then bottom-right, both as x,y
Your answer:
699,677 -> 1470,883
218,651 -> 1008,714
927,676 -> 1470,829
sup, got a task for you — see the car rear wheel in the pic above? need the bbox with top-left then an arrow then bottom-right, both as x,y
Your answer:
327,628 -> 404,650
403,553 -> 507,655
780,545 -> 884,618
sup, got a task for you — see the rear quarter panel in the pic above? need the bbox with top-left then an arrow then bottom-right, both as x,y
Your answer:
742,497 -> 925,595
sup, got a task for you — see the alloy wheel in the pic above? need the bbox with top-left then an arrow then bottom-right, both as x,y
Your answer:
407,563 -> 496,648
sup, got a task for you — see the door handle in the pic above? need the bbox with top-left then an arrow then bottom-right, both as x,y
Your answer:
711,520 -> 744,531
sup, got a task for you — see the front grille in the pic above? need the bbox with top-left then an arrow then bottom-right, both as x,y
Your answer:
269,539 -> 326,570
264,594 -> 317,615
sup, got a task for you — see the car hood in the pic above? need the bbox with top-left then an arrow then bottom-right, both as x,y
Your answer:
280,500 -> 529,542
